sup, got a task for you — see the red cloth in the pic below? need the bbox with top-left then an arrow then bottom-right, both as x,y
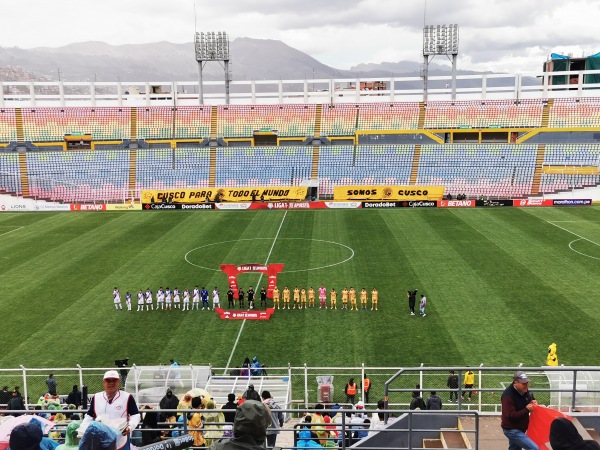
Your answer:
526,405 -> 571,448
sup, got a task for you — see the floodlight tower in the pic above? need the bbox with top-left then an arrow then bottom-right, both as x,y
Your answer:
194,31 -> 231,105
422,24 -> 459,101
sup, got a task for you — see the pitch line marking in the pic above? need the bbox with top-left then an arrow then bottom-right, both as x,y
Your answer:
547,220 -> 600,260
184,238 -> 355,273
224,211 -> 288,374
0,226 -> 23,237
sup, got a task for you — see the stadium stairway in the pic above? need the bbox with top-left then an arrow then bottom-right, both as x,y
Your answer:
203,375 -> 291,411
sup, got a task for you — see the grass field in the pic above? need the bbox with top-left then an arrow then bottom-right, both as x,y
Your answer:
0,207 -> 599,373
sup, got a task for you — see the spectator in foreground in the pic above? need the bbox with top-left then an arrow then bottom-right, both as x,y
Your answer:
550,417 -> 600,450
222,393 -> 238,424
208,400 -> 270,450
426,391 -> 442,410
409,391 -> 426,410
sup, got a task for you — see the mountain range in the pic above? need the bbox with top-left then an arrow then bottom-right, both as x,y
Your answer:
0,37 -> 492,83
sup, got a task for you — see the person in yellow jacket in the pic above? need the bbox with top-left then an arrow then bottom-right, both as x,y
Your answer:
360,288 -> 368,310
272,286 -> 280,309
463,370 -> 475,401
371,288 -> 378,311
282,286 -> 291,309
341,288 -> 349,310
349,287 -> 358,311
307,287 -> 315,308
547,343 -> 558,366
330,288 -> 337,310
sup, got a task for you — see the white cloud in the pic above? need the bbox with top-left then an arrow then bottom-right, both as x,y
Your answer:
1,0 -> 599,74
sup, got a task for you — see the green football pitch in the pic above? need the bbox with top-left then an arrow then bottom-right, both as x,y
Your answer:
0,207 -> 598,370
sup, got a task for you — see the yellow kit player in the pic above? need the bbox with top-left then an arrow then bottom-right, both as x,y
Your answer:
330,288 -> 337,310
300,288 -> 307,309
307,287 -> 315,308
272,286 -> 280,309
341,287 -> 349,310
360,288 -> 368,310
283,286 -> 291,309
293,286 -> 300,309
371,288 -> 378,311
349,287 -> 358,311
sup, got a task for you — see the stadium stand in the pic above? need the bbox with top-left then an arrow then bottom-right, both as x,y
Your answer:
417,144 -> 538,198
217,105 -> 316,138
215,146 -> 313,187
0,152 -> 22,194
135,148 -> 211,191
321,104 -> 359,136
356,102 -> 421,130
423,99 -> 544,129
174,106 -> 212,139
548,97 -> 600,128
0,108 -> 18,144
318,145 -> 415,197
27,150 -> 129,202
21,107 -> 131,142
137,107 -> 174,140
539,143 -> 600,193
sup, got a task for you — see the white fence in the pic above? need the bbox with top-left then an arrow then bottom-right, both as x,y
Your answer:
2,69 -> 600,107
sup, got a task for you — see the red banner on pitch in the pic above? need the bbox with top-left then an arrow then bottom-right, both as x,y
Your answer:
214,307 -> 275,320
220,263 -> 284,299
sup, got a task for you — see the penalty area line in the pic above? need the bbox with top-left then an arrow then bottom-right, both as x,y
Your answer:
547,220 -> 600,260
223,211 -> 288,374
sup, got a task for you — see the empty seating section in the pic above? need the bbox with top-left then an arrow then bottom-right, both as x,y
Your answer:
417,144 -> 538,197
357,103 -> 420,130
174,106 -> 211,139
135,148 -> 211,191
137,107 -> 174,140
424,100 -> 544,128
215,146 -> 312,187
548,98 -> 600,127
539,143 -> 600,193
27,150 -> 129,202
0,153 -> 21,194
21,108 -> 131,142
321,104 -> 358,136
0,109 -> 17,143
318,145 -> 415,196
217,105 -> 316,138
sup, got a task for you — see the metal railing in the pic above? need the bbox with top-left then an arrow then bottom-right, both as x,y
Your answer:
3,365 -> 600,414
2,69 -> 600,107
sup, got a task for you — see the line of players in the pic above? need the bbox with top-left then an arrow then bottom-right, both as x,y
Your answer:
271,286 -> 379,310
112,286 -> 222,311
112,285 -> 379,311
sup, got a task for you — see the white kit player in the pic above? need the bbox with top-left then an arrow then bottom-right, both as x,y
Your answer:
157,287 -> 165,310
145,288 -> 153,311
212,287 -> 220,309
173,287 -> 181,309
182,288 -> 190,311
125,292 -> 132,311
192,286 -> 200,310
113,287 -> 122,311
165,287 -> 172,310
137,290 -> 144,311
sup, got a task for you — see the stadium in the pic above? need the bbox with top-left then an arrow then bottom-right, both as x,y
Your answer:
1,34 -> 600,449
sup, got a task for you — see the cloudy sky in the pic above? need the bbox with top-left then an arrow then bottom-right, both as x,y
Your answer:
2,0 -> 599,73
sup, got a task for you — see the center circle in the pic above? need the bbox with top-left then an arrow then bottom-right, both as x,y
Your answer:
184,238 -> 355,273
